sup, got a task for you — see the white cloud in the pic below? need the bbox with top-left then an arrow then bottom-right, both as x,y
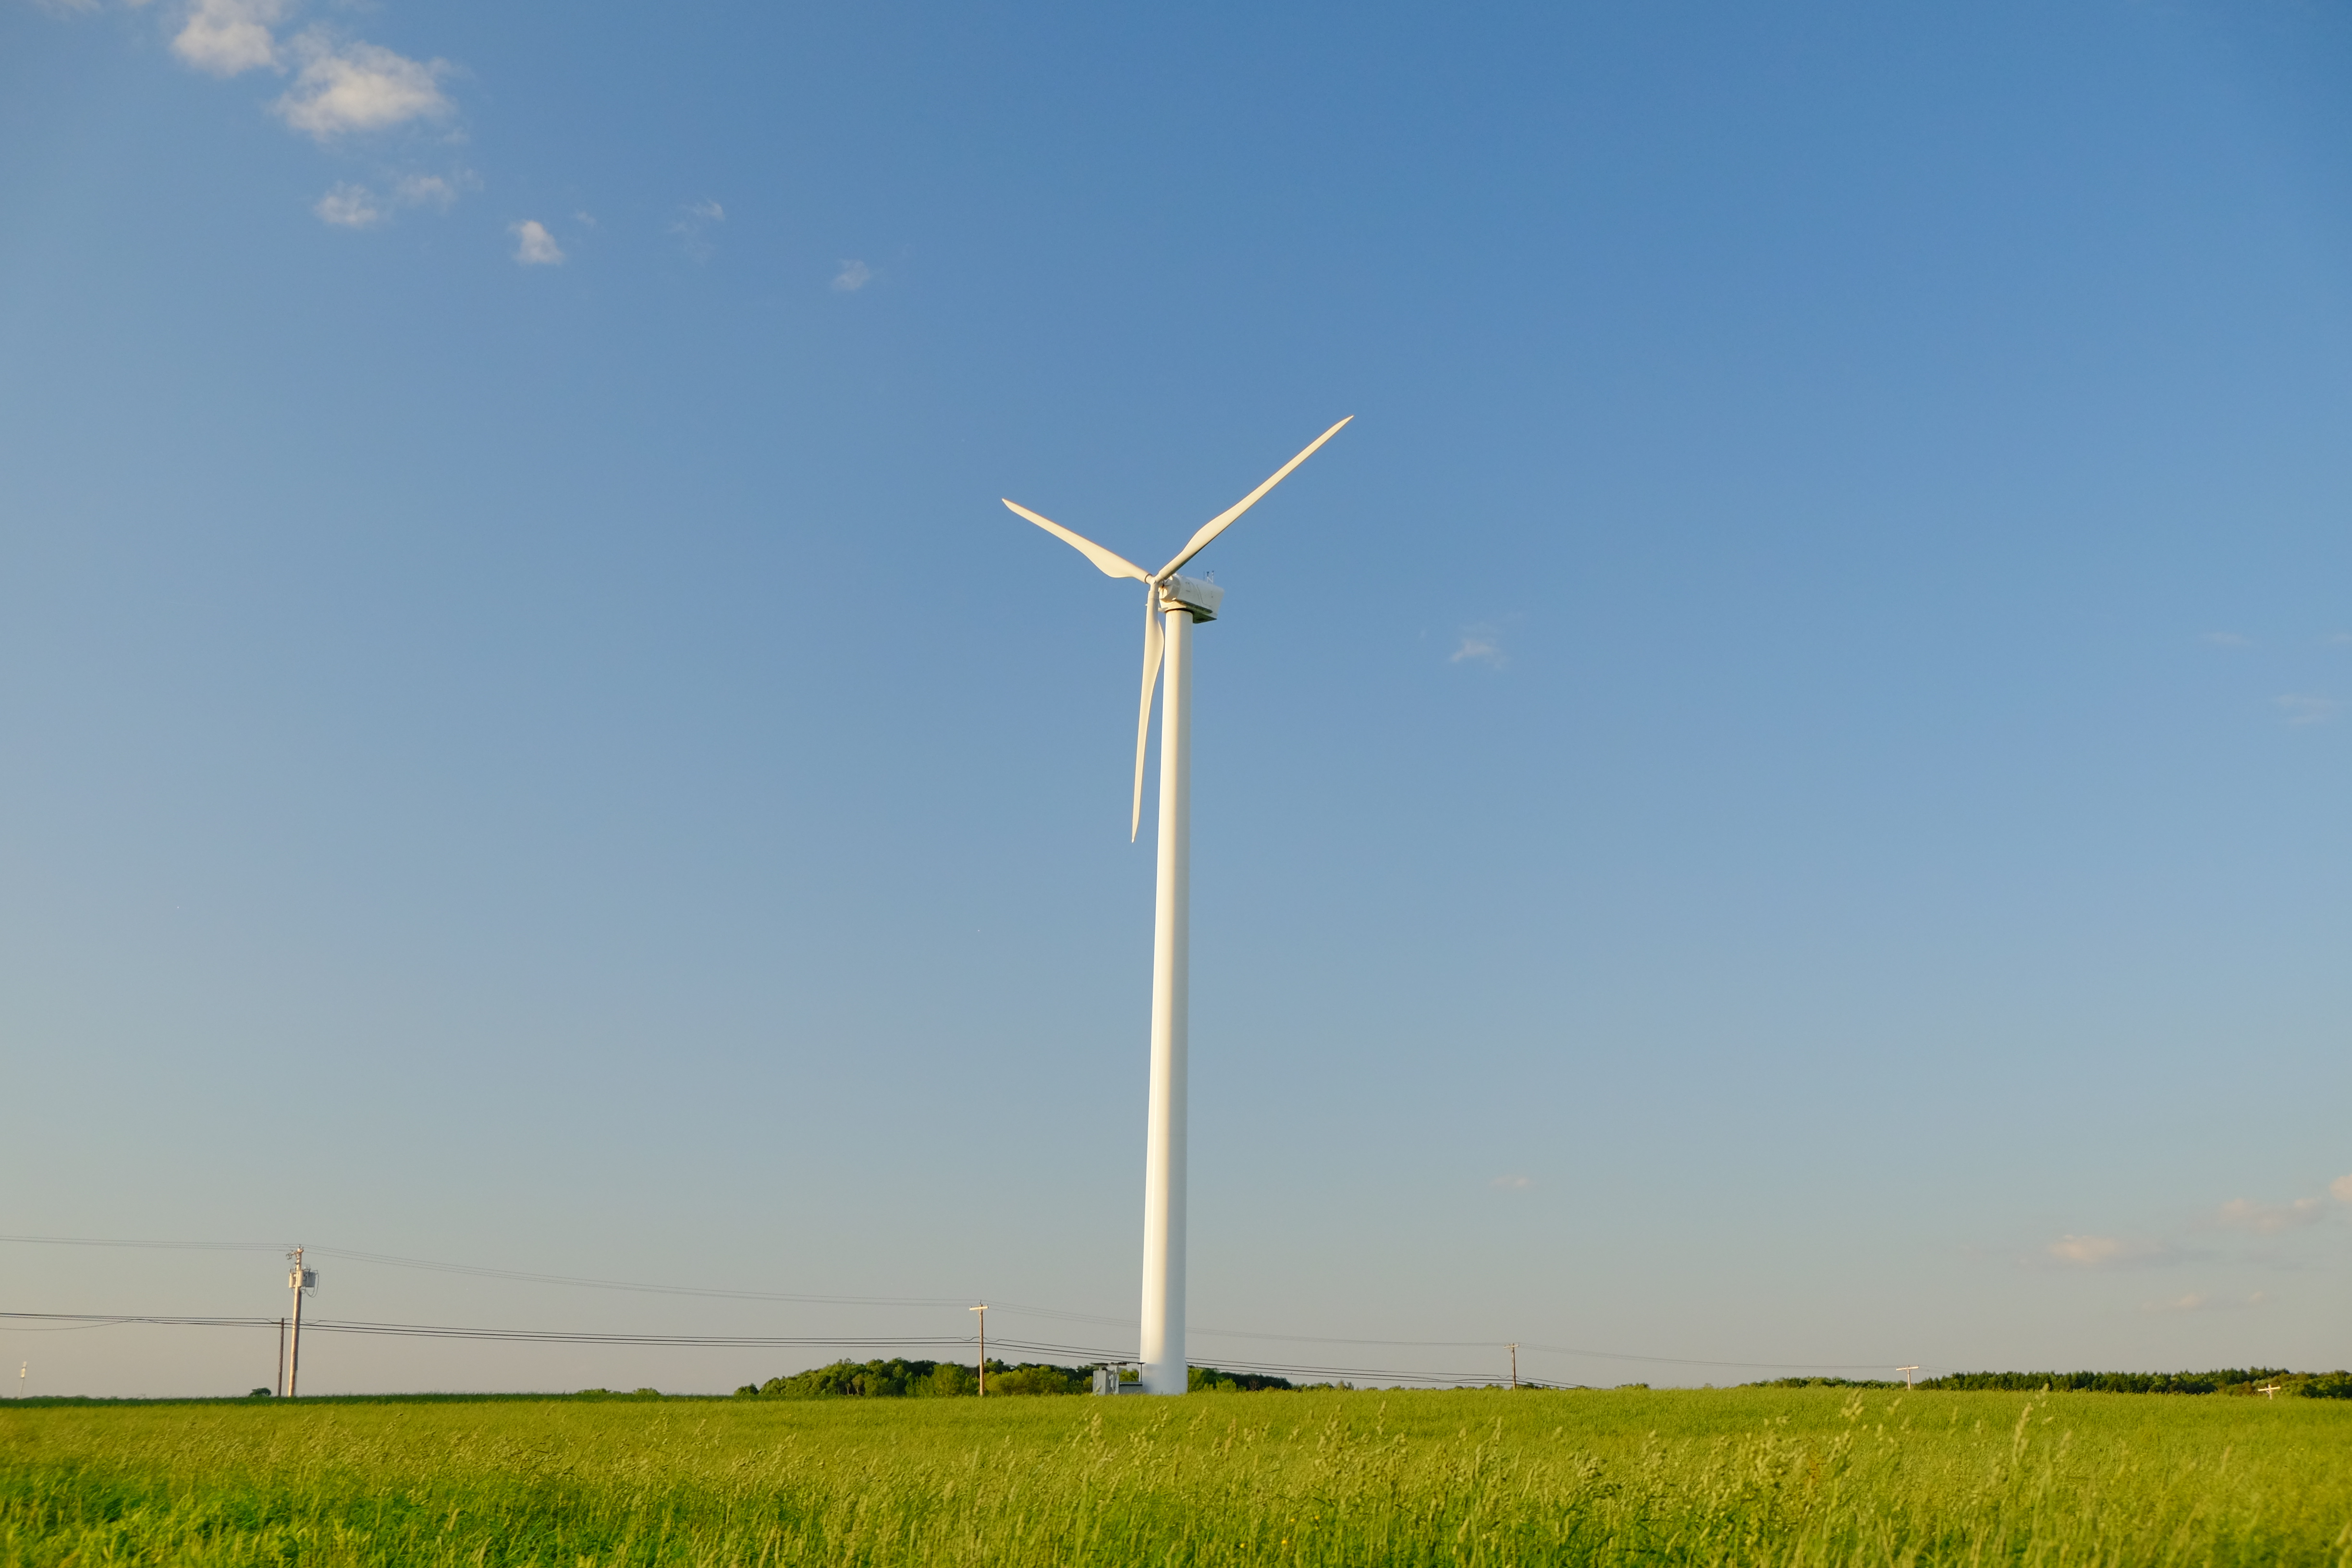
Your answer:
2046,1234 -> 2125,1265
2334,1173 -> 2352,1204
312,182 -> 383,227
2200,631 -> 2250,649
510,220 -> 564,266
1490,1175 -> 1532,1190
672,200 -> 725,261
1450,627 -> 1506,668
2043,1233 -> 2169,1267
2273,694 -> 2341,726
2216,1197 -> 2325,1234
312,170 -> 468,229
392,172 -> 461,210
832,258 -> 872,291
172,0 -> 292,76
274,36 -> 453,139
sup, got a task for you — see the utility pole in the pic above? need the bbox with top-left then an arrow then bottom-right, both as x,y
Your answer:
276,1319 -> 287,1397
1508,1343 -> 1519,1391
16,1361 -> 23,1399
969,1303 -> 987,1397
285,1248 -> 316,1397
1897,1366 -> 1919,1391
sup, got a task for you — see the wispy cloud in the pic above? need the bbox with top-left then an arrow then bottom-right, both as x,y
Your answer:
392,172 -> 465,210
1490,1175 -> 1532,1190
1450,624 -> 1507,668
2200,631 -> 2251,649
2143,1291 -> 2267,1314
2215,1196 -> 2325,1234
274,36 -> 453,139
312,182 -> 384,227
311,169 -> 471,228
832,258 -> 872,292
510,220 -> 564,266
2272,694 -> 2340,726
166,2 -> 456,140
64,0 -> 471,224
2038,1179 -> 2349,1277
672,199 -> 724,261
2043,1234 -> 2170,1268
171,0 -> 292,76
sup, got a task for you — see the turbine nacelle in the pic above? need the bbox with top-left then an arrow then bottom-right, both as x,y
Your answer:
1157,575 -> 1222,623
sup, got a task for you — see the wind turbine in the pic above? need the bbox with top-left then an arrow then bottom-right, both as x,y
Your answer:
1004,416 -> 1350,1395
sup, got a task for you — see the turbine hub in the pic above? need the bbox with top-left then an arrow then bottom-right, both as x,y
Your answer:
1157,575 -> 1223,623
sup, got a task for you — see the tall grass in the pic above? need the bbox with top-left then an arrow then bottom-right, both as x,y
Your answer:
4,1386 -> 2348,1566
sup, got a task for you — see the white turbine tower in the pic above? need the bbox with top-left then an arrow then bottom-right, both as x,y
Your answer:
1004,416 -> 1350,1396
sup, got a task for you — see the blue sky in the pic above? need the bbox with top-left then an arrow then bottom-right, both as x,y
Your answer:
2,0 -> 2348,1396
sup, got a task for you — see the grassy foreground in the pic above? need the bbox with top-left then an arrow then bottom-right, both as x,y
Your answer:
4,1387 -> 2349,1566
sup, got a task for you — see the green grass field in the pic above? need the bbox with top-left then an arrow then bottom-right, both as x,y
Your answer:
5,1387 -> 2348,1566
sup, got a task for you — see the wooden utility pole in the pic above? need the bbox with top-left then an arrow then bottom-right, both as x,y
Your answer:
969,1303 -> 988,1397
285,1248 -> 316,1397
1508,1343 -> 1519,1390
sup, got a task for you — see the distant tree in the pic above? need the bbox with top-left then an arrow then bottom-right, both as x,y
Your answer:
1910,1369 -> 2303,1396
247,1387 -> 272,1398
989,1364 -> 1087,1396
743,1358 -> 1131,1398
1187,1367 -> 1299,1392
753,1358 -> 978,1398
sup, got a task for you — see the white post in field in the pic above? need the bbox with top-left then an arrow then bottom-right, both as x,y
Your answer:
1139,604 -> 1191,1396
285,1247 -> 306,1398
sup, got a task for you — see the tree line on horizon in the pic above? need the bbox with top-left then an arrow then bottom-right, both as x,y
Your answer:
733,1359 -> 1306,1399
737,1359 -> 2352,1401
1747,1369 -> 2352,1398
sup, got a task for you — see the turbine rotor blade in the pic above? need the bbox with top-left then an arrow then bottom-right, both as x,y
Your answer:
1131,589 -> 1164,842
1155,416 -> 1353,579
1001,499 -> 1151,582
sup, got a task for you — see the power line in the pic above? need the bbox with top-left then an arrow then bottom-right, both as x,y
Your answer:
0,1235 -> 1925,1375
0,1234 -> 1124,1327
0,1311 -> 1939,1388
0,1311 -> 1119,1359
0,1234 -> 284,1253
0,1310 -> 1462,1386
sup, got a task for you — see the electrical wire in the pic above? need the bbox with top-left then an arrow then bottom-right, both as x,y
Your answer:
0,1234 -> 1125,1328
0,1235 -> 1929,1377
0,1312 -> 1937,1387
0,1234 -> 285,1253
